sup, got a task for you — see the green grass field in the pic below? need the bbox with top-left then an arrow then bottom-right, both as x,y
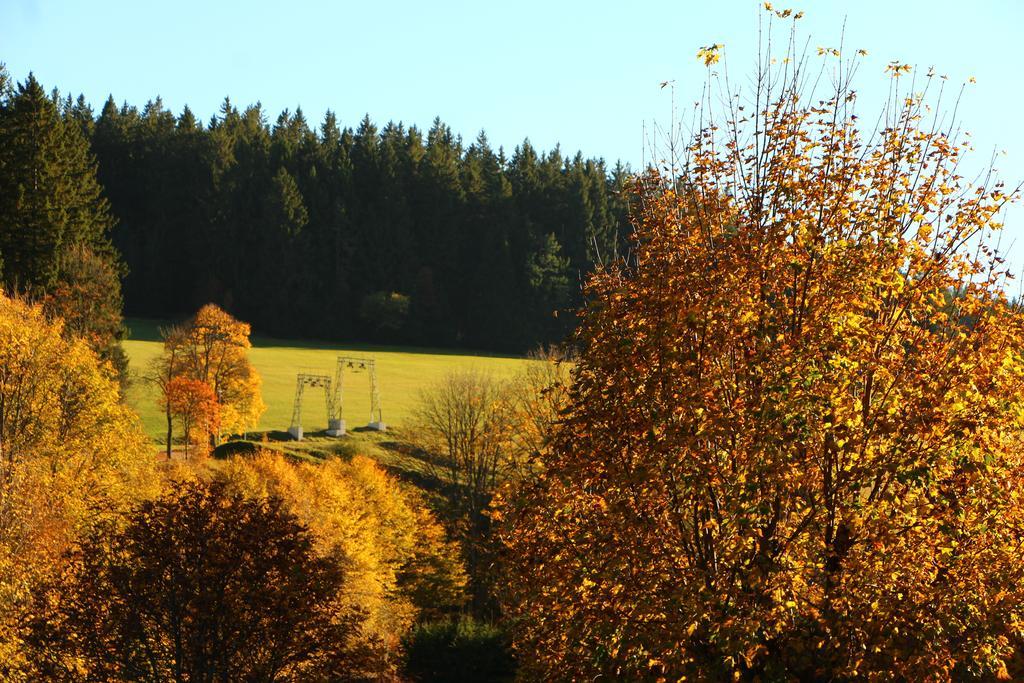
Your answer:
123,319 -> 532,442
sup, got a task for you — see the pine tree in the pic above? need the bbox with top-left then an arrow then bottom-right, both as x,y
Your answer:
63,93 -> 94,139
525,232 -> 571,344
461,131 -> 519,349
0,74 -> 114,291
0,73 -> 127,377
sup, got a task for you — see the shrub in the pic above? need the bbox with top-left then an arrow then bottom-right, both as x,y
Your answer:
211,439 -> 260,459
402,617 -> 516,682
359,290 -> 410,339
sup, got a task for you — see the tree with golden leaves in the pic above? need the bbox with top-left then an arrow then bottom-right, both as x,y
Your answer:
502,11 -> 1024,681
220,452 -> 467,670
0,291 -> 157,675
162,304 -> 265,442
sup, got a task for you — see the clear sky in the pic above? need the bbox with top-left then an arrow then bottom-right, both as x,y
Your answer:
3,0 -> 1023,265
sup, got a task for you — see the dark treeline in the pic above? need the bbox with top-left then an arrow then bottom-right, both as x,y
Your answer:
0,70 -> 129,377
79,89 -> 631,351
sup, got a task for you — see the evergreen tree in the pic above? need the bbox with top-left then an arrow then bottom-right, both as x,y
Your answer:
525,232 -> 572,344
0,73 -> 127,377
0,74 -> 114,291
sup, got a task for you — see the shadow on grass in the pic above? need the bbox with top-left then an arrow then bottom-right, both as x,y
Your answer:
227,431 -> 375,464
124,318 -> 172,343
262,430 -> 295,442
373,440 -> 465,516
209,429 -> 463,517
124,317 -> 525,360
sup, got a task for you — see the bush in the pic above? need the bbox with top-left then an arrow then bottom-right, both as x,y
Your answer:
211,439 -> 260,459
359,290 -> 410,339
402,618 -> 515,682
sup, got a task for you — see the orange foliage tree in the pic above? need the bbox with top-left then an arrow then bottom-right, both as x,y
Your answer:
184,304 -> 264,439
501,11 -> 1024,681
150,323 -> 188,458
163,377 -> 220,459
154,304 -> 264,445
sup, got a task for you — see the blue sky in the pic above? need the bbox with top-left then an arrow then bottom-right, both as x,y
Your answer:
3,0 -> 1023,266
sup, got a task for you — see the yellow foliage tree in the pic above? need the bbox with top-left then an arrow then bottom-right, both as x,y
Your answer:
502,14 -> 1024,681
0,292 -> 158,676
221,452 -> 466,659
174,304 -> 264,440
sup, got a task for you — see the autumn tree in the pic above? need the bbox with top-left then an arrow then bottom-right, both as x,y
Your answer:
24,479 -> 377,681
412,371 -> 514,527
44,243 -> 129,382
504,347 -> 572,466
410,361 -> 570,616
220,452 -> 467,667
0,292 -> 156,675
150,323 -> 188,458
164,377 -> 220,459
173,304 -> 264,440
409,371 -> 515,608
502,12 -> 1024,681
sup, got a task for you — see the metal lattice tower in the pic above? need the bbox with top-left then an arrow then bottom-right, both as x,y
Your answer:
333,356 -> 385,430
288,372 -> 333,440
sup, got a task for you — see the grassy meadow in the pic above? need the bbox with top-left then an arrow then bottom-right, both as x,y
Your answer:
123,318 -> 533,443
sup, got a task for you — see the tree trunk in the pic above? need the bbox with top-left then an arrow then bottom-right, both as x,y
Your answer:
166,408 -> 173,459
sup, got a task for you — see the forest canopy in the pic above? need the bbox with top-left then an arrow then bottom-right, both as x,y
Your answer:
23,76 -> 633,351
